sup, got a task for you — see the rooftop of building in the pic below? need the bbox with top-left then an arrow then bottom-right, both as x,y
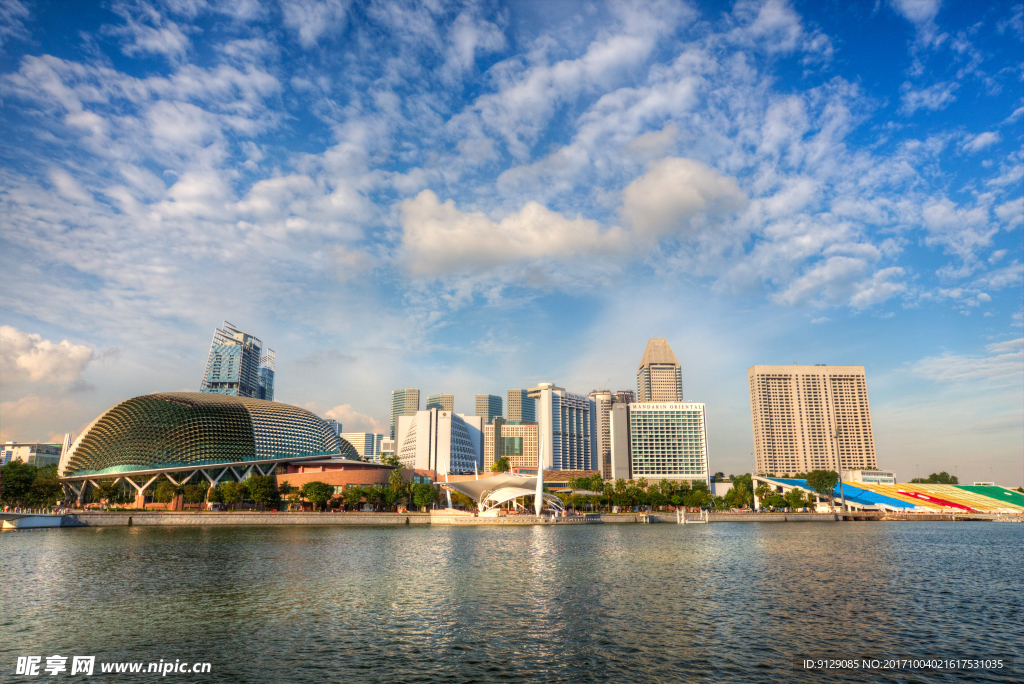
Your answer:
639,337 -> 679,369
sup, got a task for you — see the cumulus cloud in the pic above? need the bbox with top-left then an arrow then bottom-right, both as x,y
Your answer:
324,403 -> 386,434
0,326 -> 94,384
912,338 -> 1024,383
400,158 -> 745,277
399,190 -> 626,276
620,158 -> 747,239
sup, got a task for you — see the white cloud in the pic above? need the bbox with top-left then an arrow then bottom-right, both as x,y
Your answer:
398,190 -> 626,276
995,198 -> 1023,228
899,81 -> 958,115
324,403 -> 385,434
0,0 -> 31,49
106,1 -> 191,59
280,0 -> 349,49
0,326 -> 94,384
912,337 -> 1024,383
891,0 -> 941,25
961,131 -> 1001,153
619,157 -> 747,239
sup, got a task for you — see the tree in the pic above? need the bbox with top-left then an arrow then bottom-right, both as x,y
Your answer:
805,470 -> 839,512
764,494 -> 787,509
300,481 -> 334,511
220,481 -> 247,509
712,471 -> 725,481
154,481 -> 179,504
208,484 -> 225,504
0,460 -> 38,507
247,475 -> 280,508
183,483 -> 207,505
784,488 -> 808,510
412,483 -> 437,511
381,454 -> 400,467
911,471 -> 959,485
22,464 -> 62,507
491,457 -> 511,473
343,484 -> 363,510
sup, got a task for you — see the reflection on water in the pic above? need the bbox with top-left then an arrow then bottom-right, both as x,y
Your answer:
1,523 -> 1020,683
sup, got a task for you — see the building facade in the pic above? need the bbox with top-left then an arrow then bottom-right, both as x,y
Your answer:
325,419 -> 342,436
507,389 -> 537,423
475,394 -> 503,424
426,393 -> 454,412
483,419 -> 539,471
390,388 -> 420,439
200,321 -> 275,400
2,441 -> 66,467
626,402 -> 710,483
395,409 -> 482,475
637,337 -> 683,402
527,383 -> 594,471
339,433 -> 381,459
748,365 -> 878,476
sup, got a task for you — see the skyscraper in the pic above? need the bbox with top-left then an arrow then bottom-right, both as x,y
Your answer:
637,337 -> 683,402
507,389 -> 537,423
390,388 -> 420,439
201,321 -> 275,400
748,365 -> 878,476
475,394 -> 503,424
426,393 -> 454,412
588,389 -> 635,480
527,382 -> 593,471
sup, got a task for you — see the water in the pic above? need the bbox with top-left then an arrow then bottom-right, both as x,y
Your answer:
1,522 -> 1020,683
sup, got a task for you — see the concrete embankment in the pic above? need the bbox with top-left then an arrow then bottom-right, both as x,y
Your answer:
62,512 -> 432,527
49,511 -> 990,528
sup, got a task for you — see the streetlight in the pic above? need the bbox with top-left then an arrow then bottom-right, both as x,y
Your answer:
833,426 -> 847,513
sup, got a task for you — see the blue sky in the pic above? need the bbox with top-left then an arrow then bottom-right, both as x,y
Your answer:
1,0 -> 1021,485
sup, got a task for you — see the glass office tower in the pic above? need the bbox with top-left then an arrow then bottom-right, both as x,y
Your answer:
200,321 -> 275,400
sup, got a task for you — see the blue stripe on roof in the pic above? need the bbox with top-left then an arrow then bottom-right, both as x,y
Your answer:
766,478 -> 919,510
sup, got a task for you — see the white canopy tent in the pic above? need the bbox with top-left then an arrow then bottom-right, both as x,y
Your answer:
442,474 -> 565,513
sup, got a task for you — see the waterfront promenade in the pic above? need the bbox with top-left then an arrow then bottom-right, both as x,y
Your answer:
26,509 -> 1008,528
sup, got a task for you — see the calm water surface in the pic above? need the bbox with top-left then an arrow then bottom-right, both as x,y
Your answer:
1,522 -> 1021,683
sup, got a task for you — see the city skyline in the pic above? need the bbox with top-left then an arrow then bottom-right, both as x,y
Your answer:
0,1 -> 1021,485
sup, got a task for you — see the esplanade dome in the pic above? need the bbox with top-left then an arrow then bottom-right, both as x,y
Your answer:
59,392 -> 355,477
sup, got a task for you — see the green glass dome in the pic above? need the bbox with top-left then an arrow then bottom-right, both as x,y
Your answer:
60,392 -> 355,476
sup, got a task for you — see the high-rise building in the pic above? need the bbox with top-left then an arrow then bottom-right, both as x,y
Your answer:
637,337 -> 683,402
587,390 -> 636,480
325,419 -> 342,436
527,382 -> 593,471
748,365 -> 878,476
475,394 -> 503,424
395,409 -> 483,475
426,393 -> 454,412
258,350 -> 275,401
484,419 -> 539,471
609,404 -> 632,480
624,402 -> 710,483
201,321 -> 275,400
507,389 -> 537,423
390,388 -> 420,439
339,433 -> 381,459
589,390 -> 614,480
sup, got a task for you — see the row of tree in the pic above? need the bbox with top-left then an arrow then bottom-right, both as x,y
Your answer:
0,461 -> 62,508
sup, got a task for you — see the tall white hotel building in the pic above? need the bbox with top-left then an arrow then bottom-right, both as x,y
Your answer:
748,364 -> 877,476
